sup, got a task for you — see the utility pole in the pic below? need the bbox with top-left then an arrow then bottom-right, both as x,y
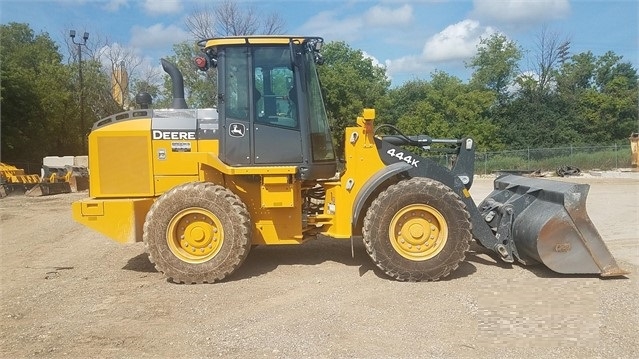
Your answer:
558,41 -> 570,66
70,30 -> 89,151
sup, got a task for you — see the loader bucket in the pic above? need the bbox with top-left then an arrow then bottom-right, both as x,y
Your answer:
480,174 -> 628,277
25,182 -> 72,197
65,165 -> 89,192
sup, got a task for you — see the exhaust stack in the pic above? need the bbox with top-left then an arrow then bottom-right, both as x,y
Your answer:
160,58 -> 188,109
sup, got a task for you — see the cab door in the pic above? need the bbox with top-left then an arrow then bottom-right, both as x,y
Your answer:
252,53 -> 303,164
219,45 -> 303,166
219,46 -> 252,165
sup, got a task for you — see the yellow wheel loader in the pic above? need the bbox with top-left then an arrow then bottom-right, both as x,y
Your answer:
72,36 -> 628,283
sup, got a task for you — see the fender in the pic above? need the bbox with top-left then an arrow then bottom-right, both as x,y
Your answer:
361,138 -> 504,255
351,161 -> 412,233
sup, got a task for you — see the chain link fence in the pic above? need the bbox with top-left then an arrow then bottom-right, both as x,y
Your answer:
475,144 -> 632,175
421,144 -> 632,175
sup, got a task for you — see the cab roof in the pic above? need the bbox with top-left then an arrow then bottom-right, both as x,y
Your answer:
198,36 -> 319,49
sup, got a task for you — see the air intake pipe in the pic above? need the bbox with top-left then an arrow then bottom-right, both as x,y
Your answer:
160,58 -> 188,109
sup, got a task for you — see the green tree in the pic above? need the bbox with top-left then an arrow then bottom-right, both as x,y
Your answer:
378,79 -> 430,126
389,73 -> 501,151
578,55 -> 638,143
1,23 -> 80,165
498,94 -> 580,148
556,51 -> 597,97
317,41 -> 390,156
467,33 -> 522,104
553,51 -> 638,144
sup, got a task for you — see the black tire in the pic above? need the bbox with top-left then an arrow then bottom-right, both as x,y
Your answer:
143,182 -> 251,284
362,177 -> 471,281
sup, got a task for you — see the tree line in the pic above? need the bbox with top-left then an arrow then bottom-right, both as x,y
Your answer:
2,4 -> 637,167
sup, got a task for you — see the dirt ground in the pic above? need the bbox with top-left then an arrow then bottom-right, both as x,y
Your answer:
1,174 -> 637,358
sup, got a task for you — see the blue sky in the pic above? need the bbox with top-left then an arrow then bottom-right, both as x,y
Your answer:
1,0 -> 637,86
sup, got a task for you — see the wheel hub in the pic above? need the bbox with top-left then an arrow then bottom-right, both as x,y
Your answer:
168,209 -> 224,263
389,204 -> 448,261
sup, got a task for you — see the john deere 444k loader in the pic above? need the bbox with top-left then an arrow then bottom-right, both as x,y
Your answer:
72,36 -> 628,283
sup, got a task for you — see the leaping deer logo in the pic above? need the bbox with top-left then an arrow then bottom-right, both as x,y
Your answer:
229,123 -> 246,137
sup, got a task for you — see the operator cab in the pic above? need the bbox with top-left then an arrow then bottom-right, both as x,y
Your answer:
196,36 -> 336,180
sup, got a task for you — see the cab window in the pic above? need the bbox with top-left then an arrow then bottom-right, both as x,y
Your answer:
224,47 -> 249,121
253,47 -> 298,129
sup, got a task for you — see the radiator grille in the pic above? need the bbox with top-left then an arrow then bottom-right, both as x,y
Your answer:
97,136 -> 152,195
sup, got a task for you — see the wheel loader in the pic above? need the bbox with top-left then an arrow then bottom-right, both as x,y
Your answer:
72,36 -> 628,283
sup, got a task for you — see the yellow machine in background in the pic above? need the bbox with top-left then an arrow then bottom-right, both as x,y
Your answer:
631,132 -> 638,169
0,163 -> 40,196
72,36 -> 627,283
0,158 -> 89,197
25,164 -> 89,197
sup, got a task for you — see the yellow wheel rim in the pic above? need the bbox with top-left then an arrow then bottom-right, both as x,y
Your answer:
389,204 -> 448,261
167,208 -> 224,264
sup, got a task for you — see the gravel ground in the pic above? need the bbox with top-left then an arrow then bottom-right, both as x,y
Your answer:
0,174 -> 637,358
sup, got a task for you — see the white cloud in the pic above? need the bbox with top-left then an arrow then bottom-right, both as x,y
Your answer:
298,11 -> 364,42
423,20 -> 496,62
362,51 -> 384,68
385,55 -> 433,77
143,0 -> 183,16
103,0 -> 128,12
472,0 -> 570,25
384,19 -> 497,79
298,4 -> 414,42
130,23 -> 190,50
364,4 -> 413,26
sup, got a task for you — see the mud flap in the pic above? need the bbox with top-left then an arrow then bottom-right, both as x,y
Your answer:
479,174 -> 628,277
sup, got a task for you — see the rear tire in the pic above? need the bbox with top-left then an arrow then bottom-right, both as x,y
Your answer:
362,178 -> 471,281
143,182 -> 251,284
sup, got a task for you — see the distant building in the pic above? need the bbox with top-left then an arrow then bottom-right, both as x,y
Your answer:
112,61 -> 129,109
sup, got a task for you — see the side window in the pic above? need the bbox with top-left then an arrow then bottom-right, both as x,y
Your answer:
306,54 -> 336,161
225,47 -> 249,121
253,47 -> 298,129
254,67 -> 265,118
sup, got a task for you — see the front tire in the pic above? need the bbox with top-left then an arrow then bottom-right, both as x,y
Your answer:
143,182 -> 251,284
362,178 -> 471,281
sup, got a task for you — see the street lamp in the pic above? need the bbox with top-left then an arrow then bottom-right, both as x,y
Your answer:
69,30 -> 89,151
